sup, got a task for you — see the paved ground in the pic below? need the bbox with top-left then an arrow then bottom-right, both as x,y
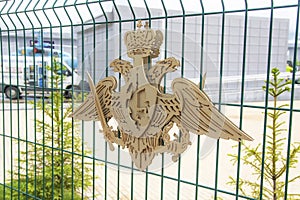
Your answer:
1,100 -> 300,199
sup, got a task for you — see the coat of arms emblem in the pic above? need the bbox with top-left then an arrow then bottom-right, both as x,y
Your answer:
72,21 -> 253,171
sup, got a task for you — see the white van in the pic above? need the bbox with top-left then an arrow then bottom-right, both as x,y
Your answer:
0,56 -> 87,99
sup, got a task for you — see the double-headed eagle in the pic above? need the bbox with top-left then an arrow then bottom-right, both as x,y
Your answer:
72,21 -> 253,171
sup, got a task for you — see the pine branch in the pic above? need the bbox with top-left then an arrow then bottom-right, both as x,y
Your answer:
227,67 -> 300,199
6,59 -> 98,199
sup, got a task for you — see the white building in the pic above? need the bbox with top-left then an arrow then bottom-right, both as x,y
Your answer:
77,5 -> 290,102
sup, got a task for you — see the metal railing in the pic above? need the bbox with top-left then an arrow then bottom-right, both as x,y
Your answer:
1,0 -> 300,199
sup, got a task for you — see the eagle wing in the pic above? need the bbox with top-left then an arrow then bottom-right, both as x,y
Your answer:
172,78 -> 253,141
72,76 -> 117,121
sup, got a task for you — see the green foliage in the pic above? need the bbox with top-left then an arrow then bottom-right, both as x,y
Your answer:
1,181 -> 82,200
2,59 -> 95,199
228,68 -> 300,200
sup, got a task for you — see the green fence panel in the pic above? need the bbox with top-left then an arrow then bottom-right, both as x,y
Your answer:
0,0 -> 300,199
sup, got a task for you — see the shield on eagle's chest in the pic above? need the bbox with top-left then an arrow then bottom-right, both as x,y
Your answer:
128,84 -> 158,128
111,66 -> 168,138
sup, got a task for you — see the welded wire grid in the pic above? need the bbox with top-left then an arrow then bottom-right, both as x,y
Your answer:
0,0 -> 299,199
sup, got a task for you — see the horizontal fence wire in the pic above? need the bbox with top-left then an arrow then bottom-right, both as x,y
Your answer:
0,0 -> 300,199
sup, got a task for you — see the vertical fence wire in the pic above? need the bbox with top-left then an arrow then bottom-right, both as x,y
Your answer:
26,1 -> 39,197
235,1 -> 248,199
73,1 -> 86,199
111,1 -> 122,199
98,2 -> 109,199
33,1 -> 46,199
144,1 -> 151,199
0,0 -> 299,199
5,2 -> 14,200
12,2 -> 19,198
127,1 -> 137,197
284,1 -> 300,198
40,1 -> 56,198
1,2 -> 11,198
214,0 -> 226,199
160,1 -> 168,199
11,7 -> 21,196
0,2 -> 7,198
195,0 -> 205,199
53,1 -> 65,197
85,2 -> 97,199
260,1 -> 274,199
125,1 -> 137,198
63,1 -> 75,198
14,2 -> 28,199
177,1 -> 185,199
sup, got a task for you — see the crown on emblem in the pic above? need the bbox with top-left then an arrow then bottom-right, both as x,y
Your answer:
124,20 -> 163,58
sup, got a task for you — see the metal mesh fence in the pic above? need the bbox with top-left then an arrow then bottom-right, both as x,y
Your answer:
0,0 -> 300,199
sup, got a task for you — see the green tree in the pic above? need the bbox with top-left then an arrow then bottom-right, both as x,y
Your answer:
2,59 -> 94,199
228,68 -> 300,199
